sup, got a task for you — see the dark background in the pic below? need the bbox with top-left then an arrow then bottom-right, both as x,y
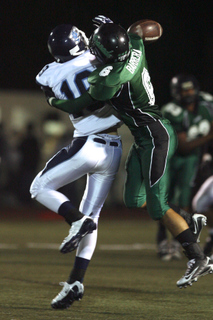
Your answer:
2,0 -> 213,106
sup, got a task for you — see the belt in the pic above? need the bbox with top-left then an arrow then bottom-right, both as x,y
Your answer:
93,137 -> 119,147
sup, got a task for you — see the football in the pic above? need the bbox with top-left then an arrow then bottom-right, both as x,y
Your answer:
127,19 -> 163,43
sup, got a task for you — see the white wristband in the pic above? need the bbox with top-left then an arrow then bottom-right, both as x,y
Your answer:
48,97 -> 55,106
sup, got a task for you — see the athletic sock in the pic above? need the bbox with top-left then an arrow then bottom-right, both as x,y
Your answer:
175,228 -> 205,259
67,257 -> 90,284
175,228 -> 196,245
58,201 -> 84,224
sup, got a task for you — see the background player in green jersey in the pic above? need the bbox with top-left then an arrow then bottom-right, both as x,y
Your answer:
156,74 -> 213,261
163,74 -> 213,211
46,16 -> 212,288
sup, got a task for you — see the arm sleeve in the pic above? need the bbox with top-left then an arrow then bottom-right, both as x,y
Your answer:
51,91 -> 96,114
89,81 -> 122,101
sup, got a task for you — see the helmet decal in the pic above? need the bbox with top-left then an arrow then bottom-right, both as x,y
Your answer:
93,34 -> 113,58
70,27 -> 81,44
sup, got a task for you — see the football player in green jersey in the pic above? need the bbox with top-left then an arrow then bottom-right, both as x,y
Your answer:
163,74 -> 213,210
46,16 -> 213,288
157,74 -> 213,261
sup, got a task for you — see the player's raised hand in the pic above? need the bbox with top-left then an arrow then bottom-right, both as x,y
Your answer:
92,15 -> 113,28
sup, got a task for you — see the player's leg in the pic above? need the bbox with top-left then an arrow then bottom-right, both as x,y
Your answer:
156,157 -> 183,261
142,120 -> 212,287
123,143 -> 146,208
192,176 -> 213,257
30,137 -> 89,220
51,135 -> 122,309
178,154 -> 199,211
30,138 -> 98,250
66,135 -> 122,272
64,171 -> 117,289
58,134 -> 122,254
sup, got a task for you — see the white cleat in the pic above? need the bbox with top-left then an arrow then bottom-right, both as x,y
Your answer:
60,215 -> 96,253
51,281 -> 84,309
177,257 -> 213,289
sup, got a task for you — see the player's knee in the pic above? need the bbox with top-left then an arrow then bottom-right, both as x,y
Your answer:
29,184 -> 37,199
29,176 -> 40,199
149,212 -> 164,221
147,203 -> 166,220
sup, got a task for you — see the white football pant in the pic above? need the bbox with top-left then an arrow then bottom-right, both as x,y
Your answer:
30,134 -> 122,260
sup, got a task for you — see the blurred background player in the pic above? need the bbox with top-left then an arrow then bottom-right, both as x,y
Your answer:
193,172 -> 213,258
17,122 -> 41,204
156,74 -> 213,260
47,17 -> 211,289
30,23 -> 122,309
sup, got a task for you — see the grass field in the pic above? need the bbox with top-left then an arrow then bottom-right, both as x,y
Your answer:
1,207 -> 213,320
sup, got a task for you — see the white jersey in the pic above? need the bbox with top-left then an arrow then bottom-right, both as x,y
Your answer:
36,50 -> 121,137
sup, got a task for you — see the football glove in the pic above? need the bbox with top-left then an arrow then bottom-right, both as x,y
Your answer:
92,15 -> 113,28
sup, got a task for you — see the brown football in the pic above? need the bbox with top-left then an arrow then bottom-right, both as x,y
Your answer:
127,19 -> 163,43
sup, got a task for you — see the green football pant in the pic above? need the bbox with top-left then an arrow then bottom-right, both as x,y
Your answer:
124,119 -> 177,220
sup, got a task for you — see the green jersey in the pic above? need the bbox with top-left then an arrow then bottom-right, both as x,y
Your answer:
88,33 -> 162,131
162,91 -> 213,207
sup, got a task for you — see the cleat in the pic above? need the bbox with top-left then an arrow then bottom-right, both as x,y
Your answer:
60,215 -> 96,253
177,257 -> 213,288
51,281 -> 84,309
191,213 -> 207,243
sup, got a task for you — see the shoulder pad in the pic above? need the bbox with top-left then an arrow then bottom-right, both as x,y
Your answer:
162,102 -> 182,117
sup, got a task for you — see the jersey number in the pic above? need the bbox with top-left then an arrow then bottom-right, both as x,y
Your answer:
60,70 -> 91,99
142,68 -> 155,105
60,69 -> 92,118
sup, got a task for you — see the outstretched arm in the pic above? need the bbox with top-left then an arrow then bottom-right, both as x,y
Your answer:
48,91 -> 96,114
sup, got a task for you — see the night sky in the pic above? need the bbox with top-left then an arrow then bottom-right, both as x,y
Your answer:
2,0 -> 213,106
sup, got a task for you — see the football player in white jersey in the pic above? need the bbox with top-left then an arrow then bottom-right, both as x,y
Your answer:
30,23 -> 122,309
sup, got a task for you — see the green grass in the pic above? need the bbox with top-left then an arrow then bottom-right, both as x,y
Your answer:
0,214 -> 213,320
